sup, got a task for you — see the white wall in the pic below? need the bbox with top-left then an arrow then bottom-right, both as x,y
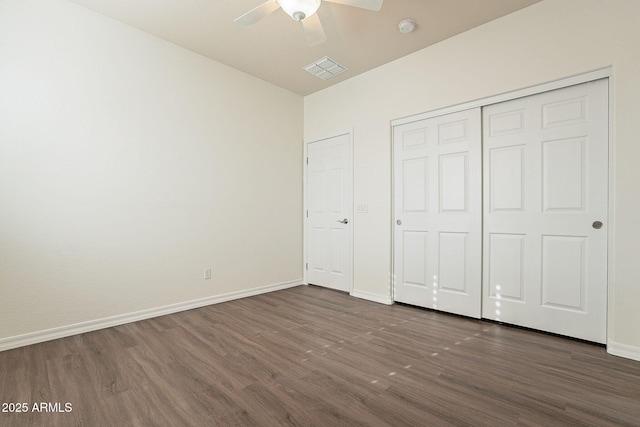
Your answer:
304,0 -> 640,356
0,0 -> 303,345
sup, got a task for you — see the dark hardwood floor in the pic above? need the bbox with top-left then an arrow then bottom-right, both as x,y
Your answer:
1,285 -> 639,426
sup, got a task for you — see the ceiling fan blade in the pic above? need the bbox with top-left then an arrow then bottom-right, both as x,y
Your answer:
302,13 -> 327,46
234,1 -> 281,26
323,0 -> 383,12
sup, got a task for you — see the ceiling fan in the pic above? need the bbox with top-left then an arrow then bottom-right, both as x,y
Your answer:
234,0 -> 384,46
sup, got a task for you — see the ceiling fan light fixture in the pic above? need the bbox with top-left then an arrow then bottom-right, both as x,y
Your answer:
278,0 -> 321,21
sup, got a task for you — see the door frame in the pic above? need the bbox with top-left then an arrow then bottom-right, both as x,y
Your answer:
391,67 -> 613,344
303,130 -> 354,294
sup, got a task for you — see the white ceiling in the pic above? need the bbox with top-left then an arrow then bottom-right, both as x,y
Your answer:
69,0 -> 542,96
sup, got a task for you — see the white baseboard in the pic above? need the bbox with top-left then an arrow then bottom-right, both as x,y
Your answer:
350,289 -> 393,305
607,340 -> 640,362
0,279 -> 302,352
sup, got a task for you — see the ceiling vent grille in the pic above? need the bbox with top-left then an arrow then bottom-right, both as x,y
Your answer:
303,56 -> 347,80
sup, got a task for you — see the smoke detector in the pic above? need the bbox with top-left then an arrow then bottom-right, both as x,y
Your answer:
398,19 -> 416,34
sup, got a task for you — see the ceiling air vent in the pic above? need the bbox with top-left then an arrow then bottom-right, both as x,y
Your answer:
303,56 -> 347,80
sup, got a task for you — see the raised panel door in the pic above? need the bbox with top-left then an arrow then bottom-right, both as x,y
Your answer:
393,108 -> 482,318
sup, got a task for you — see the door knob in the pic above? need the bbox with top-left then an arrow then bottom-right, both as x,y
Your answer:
592,221 -> 603,229
396,219 -> 402,225
337,218 -> 349,224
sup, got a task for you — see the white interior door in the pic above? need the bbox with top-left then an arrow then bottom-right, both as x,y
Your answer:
306,133 -> 352,292
393,108 -> 482,318
482,79 -> 608,343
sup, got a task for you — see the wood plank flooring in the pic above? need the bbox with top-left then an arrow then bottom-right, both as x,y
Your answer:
1,285 -> 640,426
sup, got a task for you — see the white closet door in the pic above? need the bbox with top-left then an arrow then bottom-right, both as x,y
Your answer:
393,108 -> 482,318
483,79 -> 608,343
306,133 -> 352,292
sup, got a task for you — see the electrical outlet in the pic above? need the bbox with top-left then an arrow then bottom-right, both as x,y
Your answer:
204,268 -> 212,280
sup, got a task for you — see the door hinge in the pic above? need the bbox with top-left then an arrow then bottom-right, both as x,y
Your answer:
306,157 -> 309,165
305,263 -> 308,270
306,210 -> 308,218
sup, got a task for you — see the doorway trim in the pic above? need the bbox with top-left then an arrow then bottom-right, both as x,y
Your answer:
392,68 -> 611,127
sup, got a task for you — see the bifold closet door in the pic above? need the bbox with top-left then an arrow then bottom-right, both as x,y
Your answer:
393,108 -> 482,318
482,79 -> 608,343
